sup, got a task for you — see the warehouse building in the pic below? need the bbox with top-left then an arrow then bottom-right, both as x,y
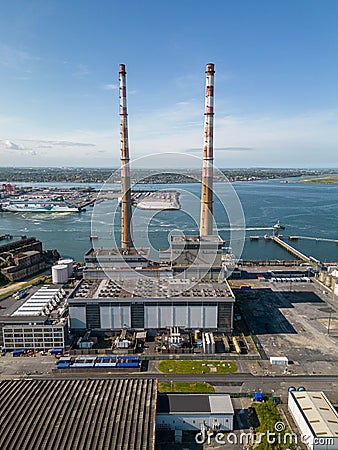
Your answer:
0,237 -> 45,282
0,285 -> 68,350
288,390 -> 338,450
157,394 -> 234,432
0,378 -> 157,450
68,277 -> 235,332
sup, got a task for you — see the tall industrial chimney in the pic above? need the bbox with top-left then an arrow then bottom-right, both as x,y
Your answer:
200,63 -> 215,236
119,64 -> 133,249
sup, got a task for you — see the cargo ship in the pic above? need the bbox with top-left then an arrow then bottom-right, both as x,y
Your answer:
0,197 -> 81,213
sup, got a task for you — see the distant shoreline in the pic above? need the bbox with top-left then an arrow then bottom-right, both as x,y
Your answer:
298,176 -> 338,185
1,167 -> 337,184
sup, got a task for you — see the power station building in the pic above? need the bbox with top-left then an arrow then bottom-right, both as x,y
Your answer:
67,63 -> 235,335
171,235 -> 224,280
68,277 -> 235,332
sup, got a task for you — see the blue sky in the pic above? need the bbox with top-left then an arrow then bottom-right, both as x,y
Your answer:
0,0 -> 337,168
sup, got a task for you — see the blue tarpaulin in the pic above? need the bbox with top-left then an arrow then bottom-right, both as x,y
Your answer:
254,392 -> 263,402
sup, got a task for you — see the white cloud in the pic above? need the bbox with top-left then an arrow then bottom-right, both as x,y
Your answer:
103,83 -> 118,90
15,76 -> 32,81
0,43 -> 40,68
0,104 -> 337,168
4,139 -> 96,149
33,140 -> 96,148
4,140 -> 25,150
187,147 -> 254,153
72,64 -> 90,78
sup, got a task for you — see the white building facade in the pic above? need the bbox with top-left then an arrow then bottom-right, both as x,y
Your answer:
156,394 -> 234,431
288,391 -> 338,450
2,321 -> 67,350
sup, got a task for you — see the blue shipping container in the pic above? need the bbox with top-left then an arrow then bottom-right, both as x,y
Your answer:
116,362 -> 139,368
57,362 -> 70,369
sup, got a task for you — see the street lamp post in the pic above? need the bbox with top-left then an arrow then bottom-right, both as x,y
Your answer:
328,309 -> 332,335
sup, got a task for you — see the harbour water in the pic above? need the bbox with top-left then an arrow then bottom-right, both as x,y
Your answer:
0,180 -> 337,263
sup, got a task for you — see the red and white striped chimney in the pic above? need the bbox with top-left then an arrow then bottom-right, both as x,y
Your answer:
119,64 -> 133,249
200,63 -> 215,236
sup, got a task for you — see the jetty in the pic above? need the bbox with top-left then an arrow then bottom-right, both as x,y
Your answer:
271,236 -> 311,263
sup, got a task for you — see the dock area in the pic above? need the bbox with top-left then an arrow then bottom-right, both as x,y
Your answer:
66,189 -> 182,210
0,187 -> 181,211
271,235 -> 311,263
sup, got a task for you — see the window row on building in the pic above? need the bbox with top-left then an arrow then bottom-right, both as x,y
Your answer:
2,324 -> 66,350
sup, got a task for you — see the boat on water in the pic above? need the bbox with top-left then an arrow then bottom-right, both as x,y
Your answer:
0,197 -> 81,213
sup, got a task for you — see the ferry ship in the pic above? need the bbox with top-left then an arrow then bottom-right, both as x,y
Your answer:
0,197 -> 81,213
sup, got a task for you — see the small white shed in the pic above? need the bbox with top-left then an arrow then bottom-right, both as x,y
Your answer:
270,356 -> 288,365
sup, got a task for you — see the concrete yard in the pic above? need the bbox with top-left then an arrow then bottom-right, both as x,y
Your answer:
0,352 -> 57,378
234,267 -> 338,375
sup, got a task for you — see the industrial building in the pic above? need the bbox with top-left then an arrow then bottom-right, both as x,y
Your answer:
171,235 -> 224,280
288,390 -> 338,450
82,247 -> 164,280
68,277 -> 235,332
157,394 -> 234,432
0,285 -> 68,350
0,237 -> 45,281
66,63 -> 235,338
0,378 -> 157,450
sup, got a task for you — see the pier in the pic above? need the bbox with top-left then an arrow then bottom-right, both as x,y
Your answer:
271,236 -> 311,263
288,236 -> 338,244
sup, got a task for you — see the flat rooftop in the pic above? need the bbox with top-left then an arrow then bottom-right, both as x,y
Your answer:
0,378 -> 157,450
171,234 -> 223,244
290,391 -> 338,437
157,394 -> 234,415
0,285 -> 65,319
71,278 -> 234,300
85,247 -> 150,258
12,285 -> 64,317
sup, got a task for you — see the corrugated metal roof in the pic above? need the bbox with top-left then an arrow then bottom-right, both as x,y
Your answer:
292,391 -> 338,437
0,379 -> 157,450
12,286 -> 62,317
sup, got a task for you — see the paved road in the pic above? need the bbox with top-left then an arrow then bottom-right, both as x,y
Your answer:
24,371 -> 338,384
18,372 -> 337,401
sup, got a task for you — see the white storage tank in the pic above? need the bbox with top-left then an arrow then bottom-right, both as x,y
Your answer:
335,282 -> 338,297
52,264 -> 69,284
58,259 -> 74,277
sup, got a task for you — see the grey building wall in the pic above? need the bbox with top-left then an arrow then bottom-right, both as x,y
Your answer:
68,299 -> 234,332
